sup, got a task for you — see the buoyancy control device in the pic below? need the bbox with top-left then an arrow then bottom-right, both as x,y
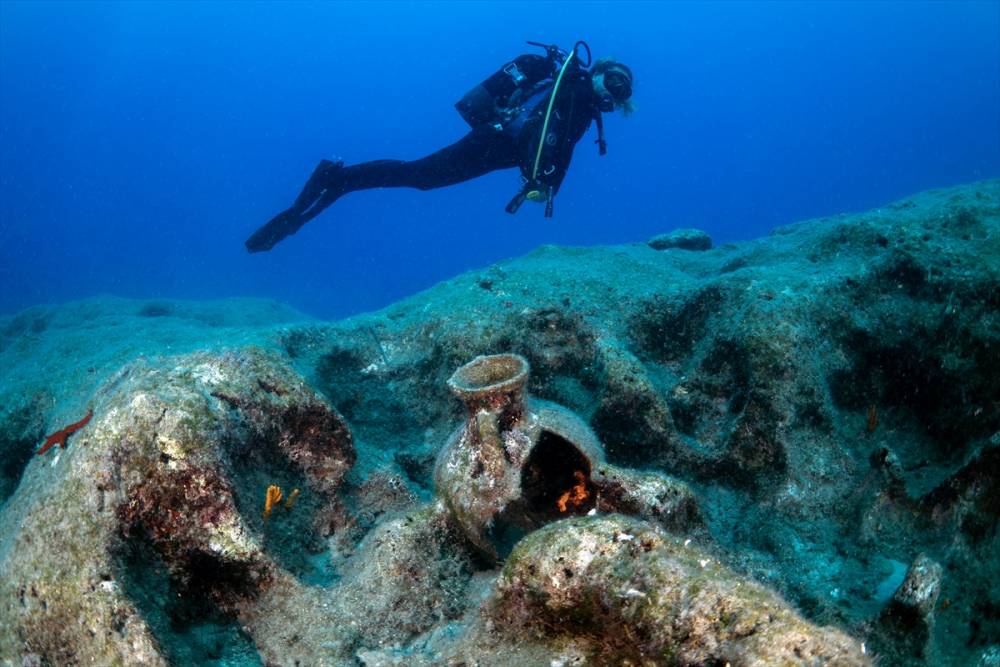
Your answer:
456,41 -> 606,218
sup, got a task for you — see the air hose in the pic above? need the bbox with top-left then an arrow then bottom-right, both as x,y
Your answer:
506,40 -> 590,216
531,41 -> 588,182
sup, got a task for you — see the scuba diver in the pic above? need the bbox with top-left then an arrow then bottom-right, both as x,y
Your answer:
245,41 -> 633,253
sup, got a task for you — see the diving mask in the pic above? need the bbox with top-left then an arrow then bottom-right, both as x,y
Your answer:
594,65 -> 633,112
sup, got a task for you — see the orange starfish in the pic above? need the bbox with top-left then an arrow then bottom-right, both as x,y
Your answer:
36,409 -> 93,456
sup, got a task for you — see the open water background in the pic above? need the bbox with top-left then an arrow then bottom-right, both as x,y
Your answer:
1,1 -> 998,318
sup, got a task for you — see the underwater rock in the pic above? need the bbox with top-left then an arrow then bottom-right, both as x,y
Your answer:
869,554 -> 944,664
648,227 -> 713,251
2,179 -> 998,665
590,340 -> 682,467
592,463 -> 703,533
357,515 -> 870,666
0,348 -> 354,666
434,354 -> 702,559
329,503 -> 475,654
0,395 -> 46,504
306,180 -> 997,665
891,554 -> 944,618
482,515 -> 869,665
980,646 -> 1000,666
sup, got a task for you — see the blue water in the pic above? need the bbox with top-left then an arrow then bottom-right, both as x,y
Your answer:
2,1 -> 998,319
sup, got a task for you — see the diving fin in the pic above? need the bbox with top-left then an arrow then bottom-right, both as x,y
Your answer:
245,208 -> 306,253
245,159 -> 345,253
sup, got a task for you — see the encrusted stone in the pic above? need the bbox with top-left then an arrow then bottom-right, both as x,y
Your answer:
648,227 -> 713,251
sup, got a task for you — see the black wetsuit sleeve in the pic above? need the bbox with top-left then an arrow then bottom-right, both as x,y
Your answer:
518,76 -> 596,194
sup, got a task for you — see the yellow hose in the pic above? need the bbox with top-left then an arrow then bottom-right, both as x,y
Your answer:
531,48 -> 577,182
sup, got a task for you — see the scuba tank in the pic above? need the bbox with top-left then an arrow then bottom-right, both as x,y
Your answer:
455,42 -> 569,129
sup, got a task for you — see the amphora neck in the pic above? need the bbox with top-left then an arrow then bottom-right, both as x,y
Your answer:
448,354 -> 530,428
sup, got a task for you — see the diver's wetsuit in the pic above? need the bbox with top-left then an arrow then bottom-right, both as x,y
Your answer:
336,124 -> 521,192
246,60 -> 601,253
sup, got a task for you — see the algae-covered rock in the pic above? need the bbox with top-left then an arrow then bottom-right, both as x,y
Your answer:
295,181 -> 998,665
648,228 -> 713,251
592,463 -> 702,533
330,502 -> 475,654
870,554 -> 945,665
892,554 -> 944,618
1,180 -> 997,665
488,515 -> 869,665
0,348 -> 353,666
378,514 -> 869,666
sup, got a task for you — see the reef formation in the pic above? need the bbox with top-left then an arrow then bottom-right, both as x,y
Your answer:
0,180 -> 997,665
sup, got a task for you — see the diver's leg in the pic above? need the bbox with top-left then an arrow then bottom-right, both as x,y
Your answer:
291,159 -> 343,213
334,125 -> 519,192
245,160 -> 347,253
245,127 -> 517,253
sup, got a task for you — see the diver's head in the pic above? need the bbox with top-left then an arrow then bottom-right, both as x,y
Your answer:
591,59 -> 634,113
